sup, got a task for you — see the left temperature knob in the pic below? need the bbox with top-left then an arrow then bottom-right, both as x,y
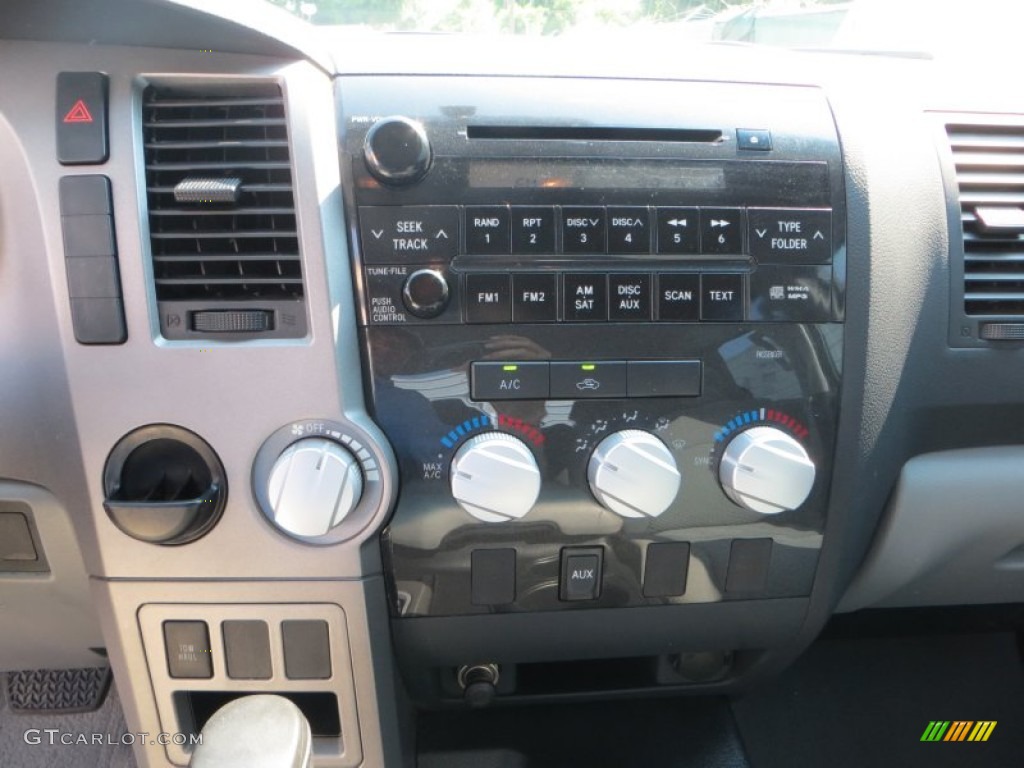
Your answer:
265,438 -> 363,538
450,433 -> 542,523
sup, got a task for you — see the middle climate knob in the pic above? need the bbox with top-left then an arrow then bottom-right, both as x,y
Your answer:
588,430 -> 681,518
450,433 -> 541,523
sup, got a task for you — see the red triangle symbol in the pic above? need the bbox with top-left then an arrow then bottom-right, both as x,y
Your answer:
63,100 -> 93,124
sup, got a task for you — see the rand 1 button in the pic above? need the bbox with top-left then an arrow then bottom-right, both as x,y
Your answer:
561,206 -> 606,253
471,362 -> 549,401
511,206 -> 556,253
700,207 -> 743,255
749,265 -> 832,322
748,208 -> 832,264
701,274 -> 745,321
465,274 -> 511,323
466,205 -> 511,254
608,274 -> 651,321
656,207 -> 699,254
359,205 -> 459,263
657,273 -> 700,321
563,273 -> 608,321
550,361 -> 626,399
607,207 -> 650,253
513,273 -> 557,322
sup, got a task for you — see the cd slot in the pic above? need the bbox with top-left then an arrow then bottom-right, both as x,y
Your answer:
466,125 -> 723,143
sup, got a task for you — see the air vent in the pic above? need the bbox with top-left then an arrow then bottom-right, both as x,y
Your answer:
142,81 -> 306,339
947,120 -> 1024,317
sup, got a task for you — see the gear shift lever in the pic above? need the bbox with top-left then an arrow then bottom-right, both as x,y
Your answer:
190,694 -> 312,768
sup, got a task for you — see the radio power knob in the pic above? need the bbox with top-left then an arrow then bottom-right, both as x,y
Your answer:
363,116 -> 432,185
718,426 -> 816,514
588,430 -> 681,518
450,433 -> 541,523
265,438 -> 364,538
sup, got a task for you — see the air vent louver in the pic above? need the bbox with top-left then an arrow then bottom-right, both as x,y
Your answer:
142,81 -> 306,338
947,120 -> 1024,317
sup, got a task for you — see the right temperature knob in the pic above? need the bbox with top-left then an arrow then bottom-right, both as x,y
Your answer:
718,426 -> 816,515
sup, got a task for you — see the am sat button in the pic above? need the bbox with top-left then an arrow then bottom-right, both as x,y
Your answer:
550,361 -> 626,399
750,265 -> 832,322
471,362 -> 549,401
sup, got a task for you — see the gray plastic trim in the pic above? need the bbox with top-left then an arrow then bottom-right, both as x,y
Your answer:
839,447 -> 1024,611
93,579 -> 404,768
0,483 -> 104,671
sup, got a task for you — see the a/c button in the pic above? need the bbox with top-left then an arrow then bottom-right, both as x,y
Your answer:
471,361 -> 549,401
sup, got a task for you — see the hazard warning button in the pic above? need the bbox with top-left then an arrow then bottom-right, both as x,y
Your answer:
57,72 -> 108,165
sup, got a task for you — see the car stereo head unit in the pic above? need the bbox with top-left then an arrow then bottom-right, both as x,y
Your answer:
338,75 -> 845,679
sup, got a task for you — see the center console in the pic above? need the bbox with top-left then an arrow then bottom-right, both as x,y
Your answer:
338,76 -> 846,700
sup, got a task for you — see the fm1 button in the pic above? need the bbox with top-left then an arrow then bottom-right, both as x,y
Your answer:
466,274 -> 511,323
471,362 -> 549,401
701,274 -> 745,321
560,547 -> 603,601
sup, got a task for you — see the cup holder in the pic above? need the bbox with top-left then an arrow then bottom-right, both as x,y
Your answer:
102,424 -> 227,545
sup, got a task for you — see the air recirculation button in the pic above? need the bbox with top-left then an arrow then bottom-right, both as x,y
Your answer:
102,424 -> 227,545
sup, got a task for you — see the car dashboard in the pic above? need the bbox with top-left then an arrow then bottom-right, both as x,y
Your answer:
1,1 -> 1023,766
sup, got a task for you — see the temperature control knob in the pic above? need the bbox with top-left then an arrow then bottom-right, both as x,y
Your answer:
363,116 -> 432,185
718,426 -> 815,515
588,430 -> 681,518
450,433 -> 541,523
265,438 -> 363,537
